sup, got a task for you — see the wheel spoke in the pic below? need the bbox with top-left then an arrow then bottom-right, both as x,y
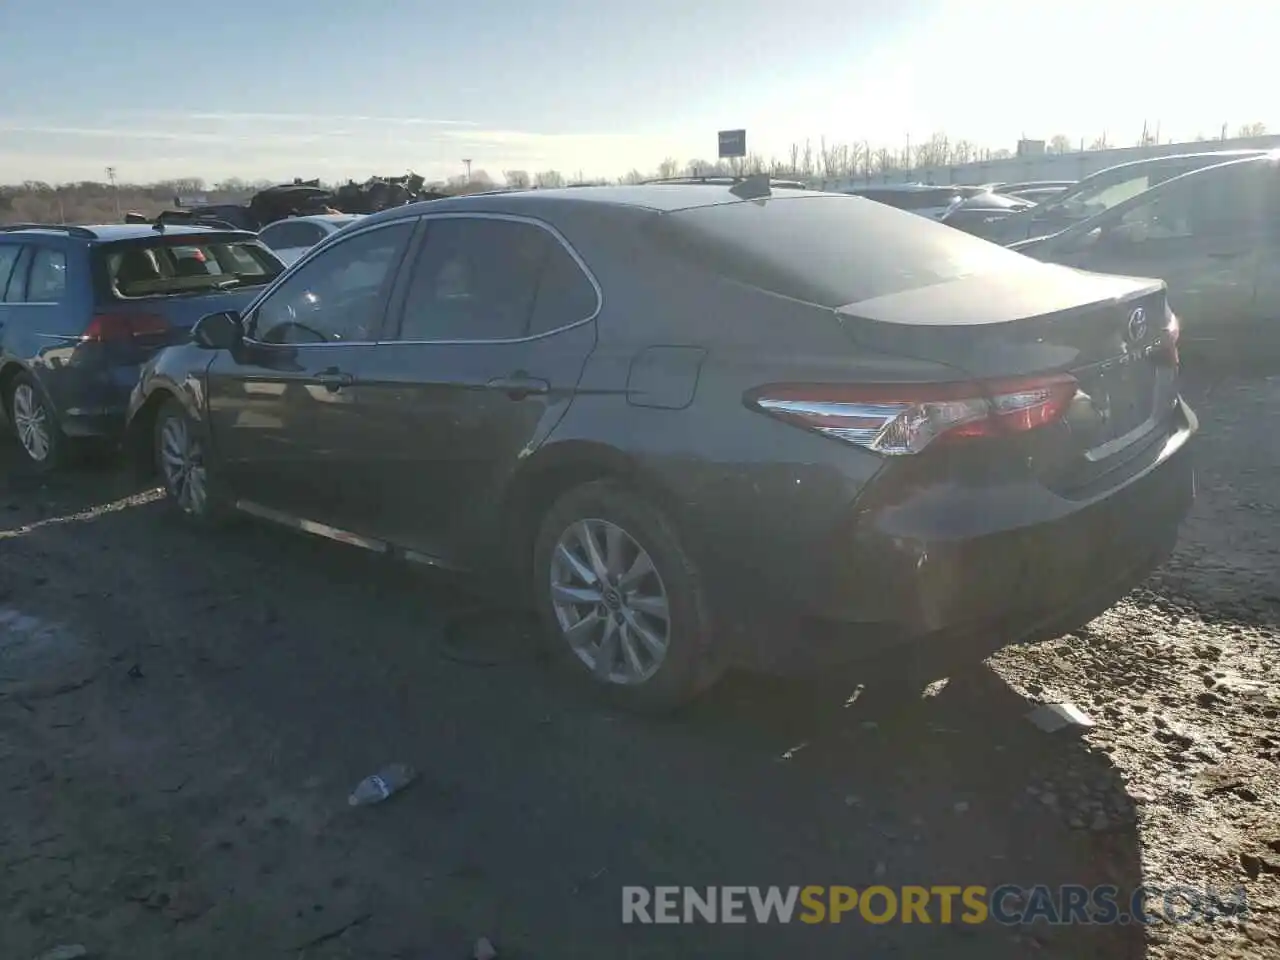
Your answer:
627,593 -> 669,621
622,609 -> 667,658
556,542 -> 598,586
617,550 -> 654,592
552,583 -> 603,607
575,521 -> 610,583
564,611 -> 602,650
593,618 -> 619,680
619,624 -> 645,678
603,523 -> 626,579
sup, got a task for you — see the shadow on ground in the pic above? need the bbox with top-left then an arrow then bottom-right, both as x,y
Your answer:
0,445 -> 1154,959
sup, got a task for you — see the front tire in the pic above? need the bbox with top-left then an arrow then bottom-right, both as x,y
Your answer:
7,372 -> 64,471
154,398 -> 225,525
532,480 -> 723,713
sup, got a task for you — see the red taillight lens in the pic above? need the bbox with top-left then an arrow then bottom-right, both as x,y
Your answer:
748,374 -> 1078,455
83,313 -> 169,342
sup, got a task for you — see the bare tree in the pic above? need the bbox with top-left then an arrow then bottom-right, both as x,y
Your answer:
872,147 -> 895,174
914,132 -> 951,169
990,148 -> 1014,160
1048,135 -> 1073,154
620,169 -> 646,185
656,157 -> 681,179
1087,133 -> 1110,151
801,140 -> 814,177
504,170 -> 531,189
1237,121 -> 1268,138
534,170 -> 565,189
951,139 -> 975,165
788,143 -> 801,175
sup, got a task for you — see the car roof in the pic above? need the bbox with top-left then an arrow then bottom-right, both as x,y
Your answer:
265,214 -> 364,226
359,183 -> 823,222
0,223 -> 256,242
1076,149 -> 1271,184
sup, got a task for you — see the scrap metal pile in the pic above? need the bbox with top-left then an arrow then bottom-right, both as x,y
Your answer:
154,174 -> 448,231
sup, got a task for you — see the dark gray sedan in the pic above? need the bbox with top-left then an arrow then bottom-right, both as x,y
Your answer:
126,183 -> 1196,711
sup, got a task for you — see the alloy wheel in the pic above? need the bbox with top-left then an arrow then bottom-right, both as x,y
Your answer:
159,414 -> 208,516
12,383 -> 51,463
549,518 -> 671,685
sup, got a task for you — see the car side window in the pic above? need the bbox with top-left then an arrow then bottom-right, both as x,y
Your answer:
247,222 -> 414,345
1107,165 -> 1268,244
26,249 -> 67,303
396,218 -> 552,341
0,245 -> 19,297
3,247 -> 33,302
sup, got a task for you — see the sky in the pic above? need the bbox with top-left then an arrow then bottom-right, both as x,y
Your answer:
0,0 -> 1271,185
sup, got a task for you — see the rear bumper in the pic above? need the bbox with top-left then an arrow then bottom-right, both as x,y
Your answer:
48,363 -> 140,439
719,400 -> 1197,673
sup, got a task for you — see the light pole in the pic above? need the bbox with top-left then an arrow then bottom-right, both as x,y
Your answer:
462,159 -> 472,181
105,166 -> 121,218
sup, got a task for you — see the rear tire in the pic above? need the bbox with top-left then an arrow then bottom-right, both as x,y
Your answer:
6,372 -> 65,472
532,480 -> 724,714
153,397 -> 228,526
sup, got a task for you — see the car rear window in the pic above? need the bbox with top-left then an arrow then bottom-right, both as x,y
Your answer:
97,235 -> 284,299
646,194 -> 1035,306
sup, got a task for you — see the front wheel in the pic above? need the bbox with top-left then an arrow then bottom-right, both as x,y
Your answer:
532,480 -> 723,713
154,398 -> 226,525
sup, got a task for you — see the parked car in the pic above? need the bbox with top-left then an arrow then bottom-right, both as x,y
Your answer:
840,184 -> 970,220
939,191 -> 1038,234
257,214 -> 365,265
949,150 -> 1272,243
126,184 -> 1196,711
0,220 -> 284,470
1011,153 -> 1280,367
990,181 -> 1076,202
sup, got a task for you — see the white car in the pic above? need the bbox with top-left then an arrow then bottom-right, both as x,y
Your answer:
256,214 -> 365,265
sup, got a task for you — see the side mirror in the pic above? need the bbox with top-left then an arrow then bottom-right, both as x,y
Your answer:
192,310 -> 243,350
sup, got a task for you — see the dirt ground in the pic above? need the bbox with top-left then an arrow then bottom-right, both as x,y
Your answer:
0,371 -> 1277,959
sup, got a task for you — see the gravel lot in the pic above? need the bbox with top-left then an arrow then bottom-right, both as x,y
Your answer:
0,371 -> 1277,959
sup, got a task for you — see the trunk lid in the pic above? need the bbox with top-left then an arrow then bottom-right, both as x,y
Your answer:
835,266 -> 1180,491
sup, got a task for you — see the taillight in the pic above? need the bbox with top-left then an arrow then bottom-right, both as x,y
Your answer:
83,313 -> 169,342
1163,305 -> 1180,366
747,374 -> 1078,455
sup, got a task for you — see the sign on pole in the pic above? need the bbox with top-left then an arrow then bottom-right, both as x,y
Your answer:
718,129 -> 746,159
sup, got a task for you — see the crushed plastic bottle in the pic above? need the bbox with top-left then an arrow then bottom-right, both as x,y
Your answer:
348,762 -> 417,807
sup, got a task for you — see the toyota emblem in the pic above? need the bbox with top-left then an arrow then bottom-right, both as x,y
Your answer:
1126,307 -> 1148,343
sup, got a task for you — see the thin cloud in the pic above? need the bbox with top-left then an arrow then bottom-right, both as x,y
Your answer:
109,110 -> 482,127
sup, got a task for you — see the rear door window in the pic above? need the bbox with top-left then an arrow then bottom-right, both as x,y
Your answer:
396,218 -> 554,341
260,221 -> 326,251
647,194 -> 1035,307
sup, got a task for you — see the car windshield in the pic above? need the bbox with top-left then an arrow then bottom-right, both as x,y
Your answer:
647,194 -> 1037,307
100,236 -> 283,298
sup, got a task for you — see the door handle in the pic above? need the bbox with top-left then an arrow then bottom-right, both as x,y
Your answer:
486,372 -> 550,400
314,367 -> 354,392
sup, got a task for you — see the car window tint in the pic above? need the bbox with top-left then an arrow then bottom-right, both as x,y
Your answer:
27,248 -> 66,303
250,222 -> 413,345
528,240 -> 597,335
648,195 -> 1037,307
397,218 -> 550,341
0,245 -> 19,296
